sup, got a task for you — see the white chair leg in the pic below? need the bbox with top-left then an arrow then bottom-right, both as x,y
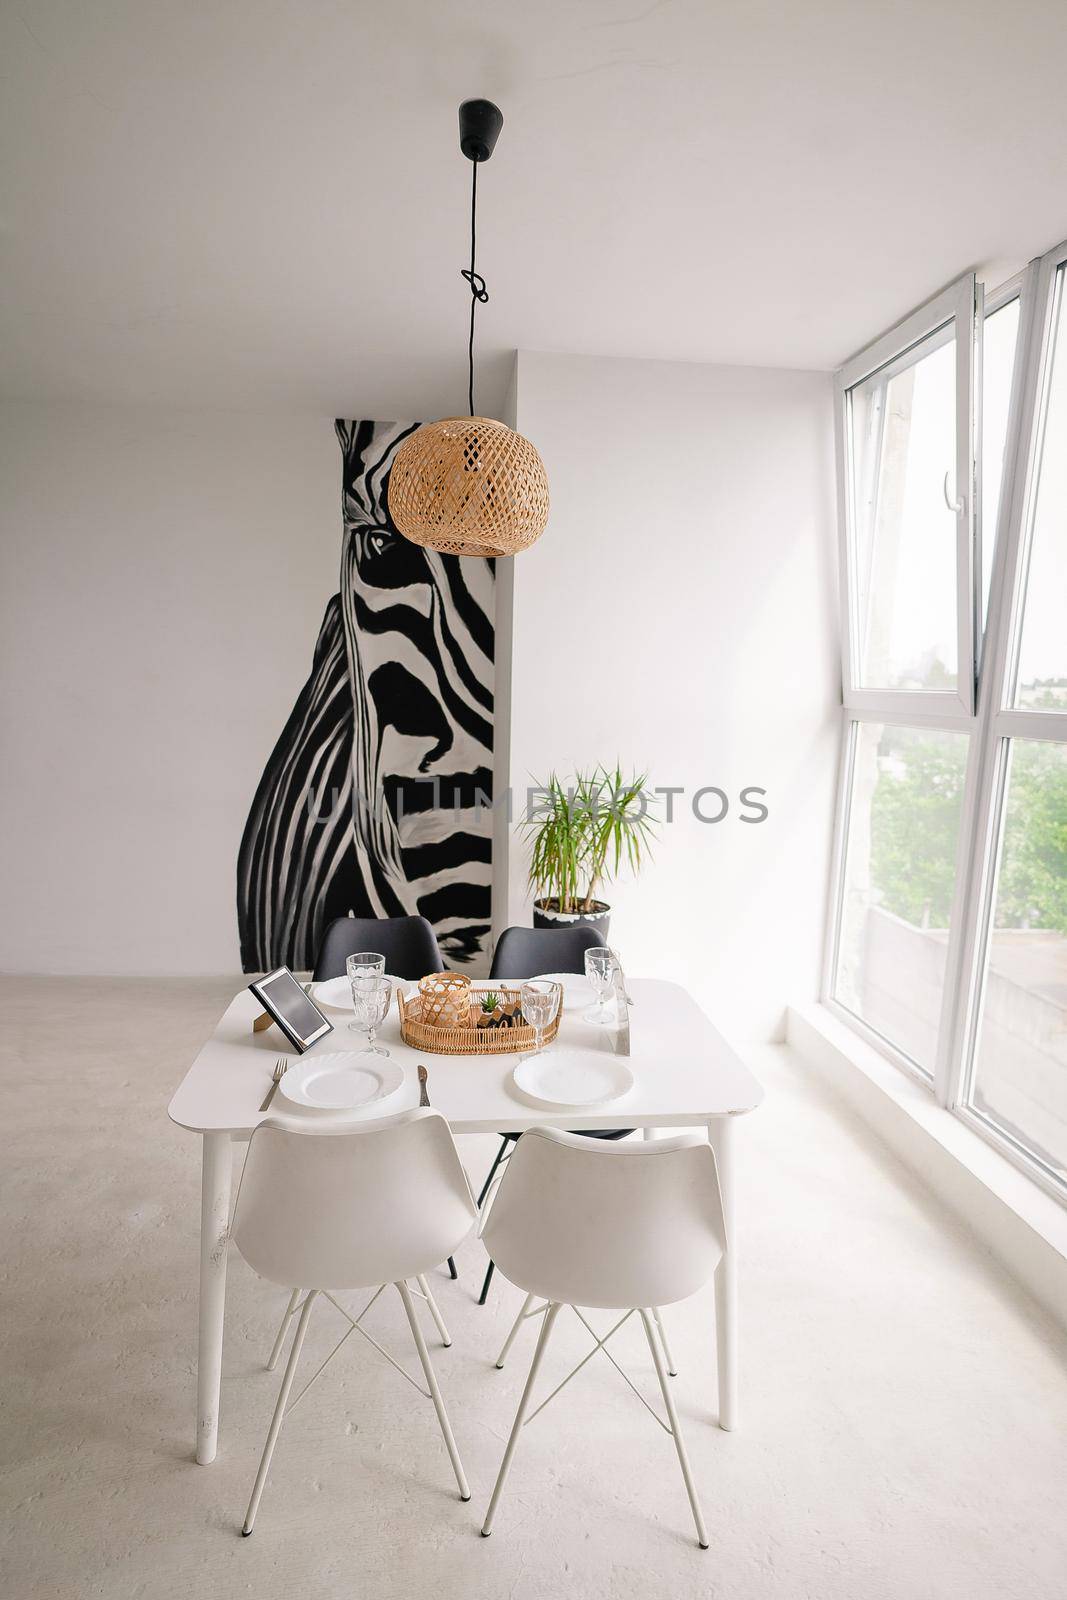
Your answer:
416,1274 -> 452,1347
639,1309 -> 708,1549
495,1291 -> 535,1369
396,1281 -> 470,1501
481,1301 -> 561,1537
651,1305 -> 678,1377
266,1288 -> 301,1372
243,1290 -> 318,1536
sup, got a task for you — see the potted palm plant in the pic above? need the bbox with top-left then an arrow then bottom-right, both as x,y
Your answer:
522,765 -> 655,939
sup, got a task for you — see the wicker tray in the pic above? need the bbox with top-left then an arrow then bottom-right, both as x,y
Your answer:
397,983 -> 563,1055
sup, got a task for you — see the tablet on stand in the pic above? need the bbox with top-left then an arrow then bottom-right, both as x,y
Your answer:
248,967 -> 333,1052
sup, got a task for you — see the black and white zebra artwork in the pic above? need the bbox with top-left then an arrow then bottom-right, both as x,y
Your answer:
237,419 -> 495,974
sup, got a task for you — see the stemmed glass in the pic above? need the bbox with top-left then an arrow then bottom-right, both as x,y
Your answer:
346,952 -> 385,1033
348,974 -> 392,1057
520,979 -> 562,1058
583,946 -> 617,1026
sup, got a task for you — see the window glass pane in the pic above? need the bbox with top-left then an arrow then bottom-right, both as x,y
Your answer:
850,332 -> 959,690
981,297 -> 1020,631
1016,266 -> 1067,708
969,741 -> 1067,1177
835,723 -> 970,1073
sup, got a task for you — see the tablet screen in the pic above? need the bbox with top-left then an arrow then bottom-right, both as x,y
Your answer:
258,970 -> 330,1043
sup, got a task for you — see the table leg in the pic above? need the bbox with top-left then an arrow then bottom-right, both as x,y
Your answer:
707,1117 -> 737,1431
196,1131 -> 232,1464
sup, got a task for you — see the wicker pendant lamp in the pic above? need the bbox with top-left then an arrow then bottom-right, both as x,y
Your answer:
388,100 -> 549,559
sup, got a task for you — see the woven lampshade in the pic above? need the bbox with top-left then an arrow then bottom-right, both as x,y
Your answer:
388,417 -> 549,558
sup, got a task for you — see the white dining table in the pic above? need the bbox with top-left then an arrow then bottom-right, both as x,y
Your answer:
168,976 -> 763,1465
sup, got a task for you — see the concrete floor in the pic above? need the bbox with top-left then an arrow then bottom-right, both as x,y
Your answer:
2,977 -> 1066,1600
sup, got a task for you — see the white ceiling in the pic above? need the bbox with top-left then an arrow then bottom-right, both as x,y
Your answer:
3,0 -> 1066,417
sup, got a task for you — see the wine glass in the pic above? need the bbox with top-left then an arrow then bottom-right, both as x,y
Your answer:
520,979 -> 562,1058
346,952 -> 386,1032
348,974 -> 392,1056
583,946 -> 617,1026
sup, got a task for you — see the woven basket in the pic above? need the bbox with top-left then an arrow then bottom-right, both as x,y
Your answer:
398,984 -> 563,1056
417,972 -> 472,1028
387,417 -> 550,558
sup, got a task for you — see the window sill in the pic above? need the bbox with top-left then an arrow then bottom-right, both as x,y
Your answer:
786,1001 -> 1067,1330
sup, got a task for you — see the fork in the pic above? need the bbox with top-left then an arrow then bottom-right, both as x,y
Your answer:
259,1057 -> 289,1113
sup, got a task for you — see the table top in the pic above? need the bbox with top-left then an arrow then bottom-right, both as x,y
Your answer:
167,977 -> 764,1138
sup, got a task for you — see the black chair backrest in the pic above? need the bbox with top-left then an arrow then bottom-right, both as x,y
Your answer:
489,924 -> 605,982
312,916 -> 444,982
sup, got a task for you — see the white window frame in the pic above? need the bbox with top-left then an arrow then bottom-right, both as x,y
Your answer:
975,274 -> 1026,672
834,273 -> 979,720
824,239 -> 1067,1204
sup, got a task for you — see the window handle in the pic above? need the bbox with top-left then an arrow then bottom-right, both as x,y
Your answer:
943,471 -> 964,516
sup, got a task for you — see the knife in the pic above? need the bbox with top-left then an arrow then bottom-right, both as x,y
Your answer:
418,1064 -> 430,1107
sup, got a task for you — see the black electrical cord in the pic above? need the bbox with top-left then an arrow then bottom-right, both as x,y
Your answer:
460,157 -> 488,417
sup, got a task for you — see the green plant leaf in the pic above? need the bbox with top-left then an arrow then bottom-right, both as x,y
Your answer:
521,762 -> 657,909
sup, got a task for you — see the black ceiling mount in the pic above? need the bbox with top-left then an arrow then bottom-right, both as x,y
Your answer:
459,99 -> 503,163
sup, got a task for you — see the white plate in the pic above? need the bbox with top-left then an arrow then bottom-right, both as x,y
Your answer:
531,972 -> 595,1004
309,975 -> 401,1013
278,1052 -> 406,1113
511,1048 -> 634,1110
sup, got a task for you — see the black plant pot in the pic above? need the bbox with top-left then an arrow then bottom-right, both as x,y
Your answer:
532,898 -> 611,940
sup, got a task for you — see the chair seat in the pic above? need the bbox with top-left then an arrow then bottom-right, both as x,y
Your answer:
500,1128 -> 633,1142
312,914 -> 443,982
476,1128 -> 635,1306
478,1128 -> 727,1547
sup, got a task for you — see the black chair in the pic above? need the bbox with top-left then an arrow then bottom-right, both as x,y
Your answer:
312,913 -> 456,1278
477,924 -> 634,1306
313,915 -> 444,983
488,924 -> 605,982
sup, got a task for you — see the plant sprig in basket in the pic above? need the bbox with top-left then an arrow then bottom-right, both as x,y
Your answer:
474,988 -> 522,1029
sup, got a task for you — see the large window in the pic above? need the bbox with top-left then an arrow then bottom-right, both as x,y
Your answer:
968,741 -> 1067,1178
827,241 -> 1067,1202
834,724 -> 969,1075
849,333 -> 960,691
1014,265 -> 1067,707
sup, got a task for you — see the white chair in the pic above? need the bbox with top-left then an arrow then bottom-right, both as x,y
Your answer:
479,1127 -> 727,1549
231,1108 -> 478,1535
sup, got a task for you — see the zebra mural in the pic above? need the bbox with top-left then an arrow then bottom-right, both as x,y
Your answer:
237,419 -> 495,973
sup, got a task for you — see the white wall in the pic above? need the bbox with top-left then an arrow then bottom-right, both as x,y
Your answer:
1,367 -> 839,1016
0,402 -> 341,974
510,352 -> 839,1042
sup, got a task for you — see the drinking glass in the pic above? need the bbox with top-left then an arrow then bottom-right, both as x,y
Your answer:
520,979 -> 562,1058
583,946 -> 617,1026
348,974 -> 392,1056
346,952 -> 386,1033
